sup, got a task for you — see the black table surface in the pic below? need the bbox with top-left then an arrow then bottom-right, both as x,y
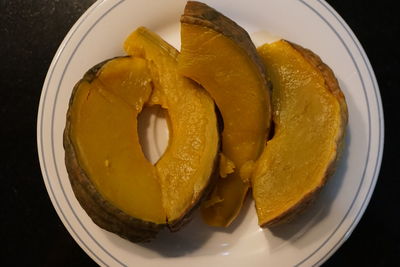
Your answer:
1,0 -> 398,266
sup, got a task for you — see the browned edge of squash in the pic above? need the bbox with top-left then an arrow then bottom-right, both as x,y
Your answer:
63,57 -> 164,242
261,41 -> 349,227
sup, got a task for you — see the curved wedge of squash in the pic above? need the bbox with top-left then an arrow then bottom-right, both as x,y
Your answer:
179,1 -> 271,227
64,57 -> 165,242
124,27 -> 219,227
253,40 -> 348,226
65,29 -> 219,241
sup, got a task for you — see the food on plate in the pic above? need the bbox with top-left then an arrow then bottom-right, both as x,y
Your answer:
64,0 -> 348,242
124,27 -> 220,230
179,1 -> 272,227
64,28 -> 219,242
252,40 -> 348,226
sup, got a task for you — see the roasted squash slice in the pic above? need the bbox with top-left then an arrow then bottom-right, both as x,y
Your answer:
253,40 -> 348,226
179,1 -> 271,227
64,29 -> 219,242
64,57 -> 165,242
124,27 -> 219,227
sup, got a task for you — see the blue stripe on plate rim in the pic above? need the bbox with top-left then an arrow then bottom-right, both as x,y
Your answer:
37,0 -> 384,266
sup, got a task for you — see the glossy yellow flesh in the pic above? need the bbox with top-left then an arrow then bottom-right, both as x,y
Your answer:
179,23 -> 269,226
253,41 -> 341,225
124,27 -> 219,222
70,58 -> 166,224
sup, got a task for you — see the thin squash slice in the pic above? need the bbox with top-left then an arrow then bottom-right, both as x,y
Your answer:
179,1 -> 271,227
253,40 -> 348,226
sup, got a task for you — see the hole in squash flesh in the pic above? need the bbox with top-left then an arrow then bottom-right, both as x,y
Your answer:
137,105 -> 170,165
65,28 -> 219,238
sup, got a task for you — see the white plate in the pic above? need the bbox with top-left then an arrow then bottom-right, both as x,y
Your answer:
37,0 -> 384,266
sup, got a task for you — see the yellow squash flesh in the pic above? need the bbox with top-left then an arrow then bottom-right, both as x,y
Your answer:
179,1 -> 271,227
253,40 -> 348,226
65,28 -> 219,242
68,57 -> 166,224
124,27 -> 219,224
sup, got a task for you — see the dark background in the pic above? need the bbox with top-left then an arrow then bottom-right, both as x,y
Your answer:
1,0 -> 397,266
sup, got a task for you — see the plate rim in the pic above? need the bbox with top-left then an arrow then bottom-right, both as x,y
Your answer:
37,0 -> 384,266
298,2 -> 384,265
